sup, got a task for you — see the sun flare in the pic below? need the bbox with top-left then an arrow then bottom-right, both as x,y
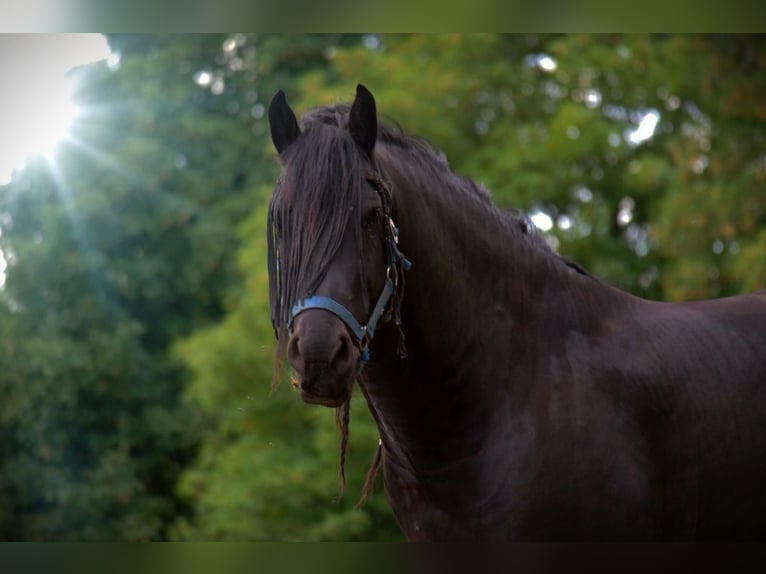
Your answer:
16,75 -> 79,161
0,34 -> 111,185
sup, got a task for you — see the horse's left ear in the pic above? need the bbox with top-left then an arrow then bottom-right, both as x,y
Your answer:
349,84 -> 377,159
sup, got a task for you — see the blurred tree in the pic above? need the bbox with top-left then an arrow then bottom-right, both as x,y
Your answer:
0,33 -> 260,540
642,35 -> 766,299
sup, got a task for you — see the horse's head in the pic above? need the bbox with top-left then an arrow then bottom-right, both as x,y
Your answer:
266,84 -> 410,408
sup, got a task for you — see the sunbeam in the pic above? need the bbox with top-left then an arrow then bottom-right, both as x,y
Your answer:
0,34 -> 111,186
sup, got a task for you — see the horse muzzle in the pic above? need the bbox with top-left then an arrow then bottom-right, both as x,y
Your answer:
286,309 -> 360,407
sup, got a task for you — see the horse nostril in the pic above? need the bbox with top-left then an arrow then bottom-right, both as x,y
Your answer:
287,335 -> 302,369
330,333 -> 353,369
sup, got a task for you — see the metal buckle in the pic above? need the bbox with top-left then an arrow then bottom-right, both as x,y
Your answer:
388,218 -> 399,243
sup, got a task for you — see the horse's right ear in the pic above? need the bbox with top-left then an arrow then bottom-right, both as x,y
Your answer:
268,90 -> 301,154
349,84 -> 377,159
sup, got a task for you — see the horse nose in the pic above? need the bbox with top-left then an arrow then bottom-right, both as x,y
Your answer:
286,313 -> 357,378
287,330 -> 354,372
285,311 -> 359,406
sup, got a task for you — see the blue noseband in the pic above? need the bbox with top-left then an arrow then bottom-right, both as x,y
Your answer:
289,273 -> 394,363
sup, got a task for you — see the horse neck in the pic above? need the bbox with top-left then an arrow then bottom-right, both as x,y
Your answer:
387,152 -> 571,357
360,148 -> 591,475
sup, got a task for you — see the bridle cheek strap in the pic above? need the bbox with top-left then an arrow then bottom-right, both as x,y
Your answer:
289,273 -> 396,363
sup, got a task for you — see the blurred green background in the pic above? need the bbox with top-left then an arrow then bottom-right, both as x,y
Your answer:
0,34 -> 764,541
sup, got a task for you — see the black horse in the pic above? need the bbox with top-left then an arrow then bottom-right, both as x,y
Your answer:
266,84 -> 766,540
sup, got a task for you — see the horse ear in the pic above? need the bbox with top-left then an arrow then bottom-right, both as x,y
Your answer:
349,84 -> 377,158
268,90 -> 301,155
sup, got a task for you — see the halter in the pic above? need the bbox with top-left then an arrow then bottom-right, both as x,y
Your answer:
287,166 -> 412,363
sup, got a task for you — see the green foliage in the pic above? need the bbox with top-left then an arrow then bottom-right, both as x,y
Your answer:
0,34 -> 256,540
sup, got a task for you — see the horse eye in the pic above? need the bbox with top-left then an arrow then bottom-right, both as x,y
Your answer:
365,208 -> 382,231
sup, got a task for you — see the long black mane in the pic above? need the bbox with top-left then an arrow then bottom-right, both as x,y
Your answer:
268,105 -> 371,338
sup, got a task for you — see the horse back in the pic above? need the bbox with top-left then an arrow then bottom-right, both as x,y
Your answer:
606,289 -> 766,538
